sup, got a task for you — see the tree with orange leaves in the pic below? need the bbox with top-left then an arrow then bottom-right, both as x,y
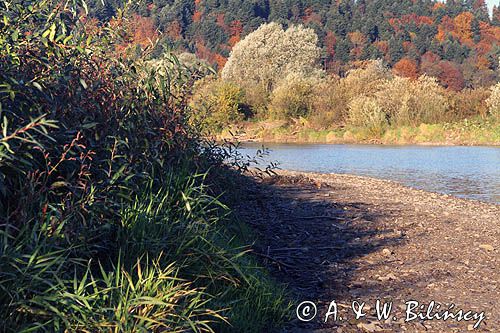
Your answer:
111,15 -> 159,56
393,57 -> 419,79
436,16 -> 454,42
166,20 -> 182,40
453,12 -> 473,44
192,11 -> 202,23
128,15 -> 159,49
325,31 -> 337,58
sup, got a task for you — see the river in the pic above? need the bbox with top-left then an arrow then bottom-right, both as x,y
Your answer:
239,143 -> 500,203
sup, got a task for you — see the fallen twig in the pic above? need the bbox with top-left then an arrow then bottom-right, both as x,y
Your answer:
251,251 -> 295,269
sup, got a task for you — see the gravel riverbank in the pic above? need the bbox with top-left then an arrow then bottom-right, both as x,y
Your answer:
236,170 -> 499,332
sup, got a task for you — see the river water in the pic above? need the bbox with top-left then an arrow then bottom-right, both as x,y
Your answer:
239,143 -> 500,204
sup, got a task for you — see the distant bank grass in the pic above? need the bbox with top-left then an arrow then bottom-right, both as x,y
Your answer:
228,117 -> 499,145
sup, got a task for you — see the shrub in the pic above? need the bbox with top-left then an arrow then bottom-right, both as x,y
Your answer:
347,96 -> 388,136
242,85 -> 270,119
309,76 -> 346,129
375,75 -> 449,126
190,77 -> 247,132
310,60 -> 390,126
486,82 -> 500,121
269,74 -> 317,119
306,61 -> 391,128
0,1 -> 288,331
447,88 -> 490,120
340,60 -> 392,100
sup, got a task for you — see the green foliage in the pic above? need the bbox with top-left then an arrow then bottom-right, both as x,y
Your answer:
269,74 -> 316,119
190,77 -> 247,132
0,1 -> 288,331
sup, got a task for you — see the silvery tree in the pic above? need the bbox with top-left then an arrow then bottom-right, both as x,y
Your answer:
221,22 -> 323,93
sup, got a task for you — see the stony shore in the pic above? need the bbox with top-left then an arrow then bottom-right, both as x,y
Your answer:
235,170 -> 499,332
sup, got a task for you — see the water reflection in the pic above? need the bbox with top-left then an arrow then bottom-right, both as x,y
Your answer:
239,143 -> 500,203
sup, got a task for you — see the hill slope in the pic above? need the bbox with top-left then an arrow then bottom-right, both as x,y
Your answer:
88,0 -> 500,89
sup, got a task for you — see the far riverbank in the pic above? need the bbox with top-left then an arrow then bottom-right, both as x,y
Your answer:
218,118 -> 500,146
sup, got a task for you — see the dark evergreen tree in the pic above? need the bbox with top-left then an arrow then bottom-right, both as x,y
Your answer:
388,37 -> 404,64
471,17 -> 481,43
335,38 -> 352,62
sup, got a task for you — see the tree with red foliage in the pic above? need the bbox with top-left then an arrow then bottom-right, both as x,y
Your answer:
420,51 -> 442,79
216,13 -> 228,32
438,61 -> 465,91
229,20 -> 243,47
325,31 -> 337,58
393,57 -> 419,79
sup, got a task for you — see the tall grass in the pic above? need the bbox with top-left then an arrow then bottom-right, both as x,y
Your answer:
0,1 -> 289,331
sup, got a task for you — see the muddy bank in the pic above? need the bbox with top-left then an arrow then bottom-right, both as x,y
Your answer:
235,170 -> 499,332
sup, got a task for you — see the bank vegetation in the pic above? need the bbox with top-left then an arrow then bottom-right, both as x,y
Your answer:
192,23 -> 500,145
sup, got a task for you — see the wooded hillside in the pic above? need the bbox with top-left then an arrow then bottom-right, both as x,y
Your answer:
87,0 -> 500,90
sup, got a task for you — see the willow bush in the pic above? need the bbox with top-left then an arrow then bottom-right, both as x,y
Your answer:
221,22 -> 323,94
375,75 -> 449,126
269,73 -> 318,120
347,96 -> 388,136
0,1 -> 288,332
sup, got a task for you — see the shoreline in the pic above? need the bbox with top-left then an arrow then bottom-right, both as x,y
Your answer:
239,139 -> 500,148
273,169 -> 499,205
218,120 -> 500,147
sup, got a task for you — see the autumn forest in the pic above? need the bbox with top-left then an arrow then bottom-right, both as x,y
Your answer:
87,0 -> 500,90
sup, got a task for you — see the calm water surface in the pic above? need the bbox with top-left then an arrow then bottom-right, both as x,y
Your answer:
240,143 -> 500,203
